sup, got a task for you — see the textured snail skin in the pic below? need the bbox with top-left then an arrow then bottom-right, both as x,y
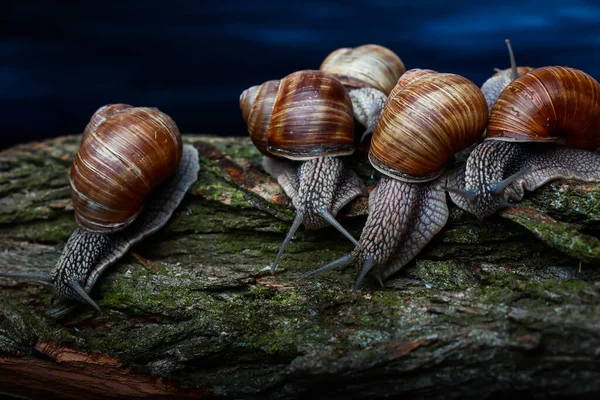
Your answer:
43,144 -> 199,318
299,71 -> 488,288
264,156 -> 366,228
347,88 -> 388,140
447,141 -> 600,219
263,155 -> 367,270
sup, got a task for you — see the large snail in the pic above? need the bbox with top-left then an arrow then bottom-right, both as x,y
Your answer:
320,44 -> 406,139
300,70 -> 488,287
0,104 -> 200,317
240,70 -> 367,270
446,66 -> 600,219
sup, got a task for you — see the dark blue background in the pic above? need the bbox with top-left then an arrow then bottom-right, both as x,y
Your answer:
2,0 -> 599,149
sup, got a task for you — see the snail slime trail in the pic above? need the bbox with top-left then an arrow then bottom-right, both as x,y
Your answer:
0,104 -> 200,318
299,70 -> 488,288
240,70 -> 368,271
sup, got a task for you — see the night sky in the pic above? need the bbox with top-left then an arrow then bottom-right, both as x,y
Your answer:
2,0 -> 600,149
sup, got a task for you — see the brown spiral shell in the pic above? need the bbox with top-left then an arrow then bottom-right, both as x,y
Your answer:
487,66 -> 600,150
70,105 -> 183,233
369,70 -> 488,182
319,44 -> 406,95
240,70 -> 355,160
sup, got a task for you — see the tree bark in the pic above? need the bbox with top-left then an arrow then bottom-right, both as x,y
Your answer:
0,135 -> 599,399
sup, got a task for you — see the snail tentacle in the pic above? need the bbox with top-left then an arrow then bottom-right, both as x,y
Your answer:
67,280 -> 101,313
300,176 -> 448,288
266,156 -> 364,270
296,253 -> 354,281
0,271 -> 52,282
270,212 -> 304,272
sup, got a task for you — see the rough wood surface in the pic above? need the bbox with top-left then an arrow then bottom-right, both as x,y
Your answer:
0,135 -> 599,399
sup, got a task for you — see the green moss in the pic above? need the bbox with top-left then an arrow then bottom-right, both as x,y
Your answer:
506,211 -> 600,263
530,183 -> 600,221
0,213 -> 76,243
407,260 -> 480,291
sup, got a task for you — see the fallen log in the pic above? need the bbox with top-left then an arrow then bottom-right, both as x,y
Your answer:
0,135 -> 599,399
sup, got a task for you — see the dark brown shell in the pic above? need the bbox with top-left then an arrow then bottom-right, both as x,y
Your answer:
71,106 -> 183,233
369,70 -> 488,182
319,44 -> 405,95
240,70 -> 355,160
487,66 -> 600,150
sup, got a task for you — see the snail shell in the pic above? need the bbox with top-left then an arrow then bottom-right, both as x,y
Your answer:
487,66 -> 600,150
369,70 -> 489,182
240,70 -> 355,160
70,106 -> 183,233
319,44 -> 406,95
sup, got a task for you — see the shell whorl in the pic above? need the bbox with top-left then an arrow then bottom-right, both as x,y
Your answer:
319,44 -> 405,95
486,66 -> 600,150
369,70 -> 488,182
240,70 -> 355,160
71,106 -> 183,234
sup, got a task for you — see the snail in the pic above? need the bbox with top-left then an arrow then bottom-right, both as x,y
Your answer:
240,70 -> 367,270
299,69 -> 488,288
445,66 -> 600,219
320,44 -> 406,139
480,39 -> 534,113
0,104 -> 200,317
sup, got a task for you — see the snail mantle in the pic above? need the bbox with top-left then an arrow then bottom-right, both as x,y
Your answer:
0,134 -> 599,399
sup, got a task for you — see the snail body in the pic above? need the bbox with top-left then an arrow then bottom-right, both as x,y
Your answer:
300,70 -> 488,287
240,70 -> 367,270
0,105 -> 200,317
447,66 -> 600,219
320,44 -> 406,139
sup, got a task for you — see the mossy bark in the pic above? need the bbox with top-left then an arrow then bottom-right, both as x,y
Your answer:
0,135 -> 599,399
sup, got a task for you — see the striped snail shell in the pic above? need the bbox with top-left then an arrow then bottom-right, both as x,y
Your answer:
240,70 -> 355,160
448,65 -> 600,220
487,66 -> 600,150
71,105 -> 183,233
369,70 -> 489,182
319,44 -> 405,95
